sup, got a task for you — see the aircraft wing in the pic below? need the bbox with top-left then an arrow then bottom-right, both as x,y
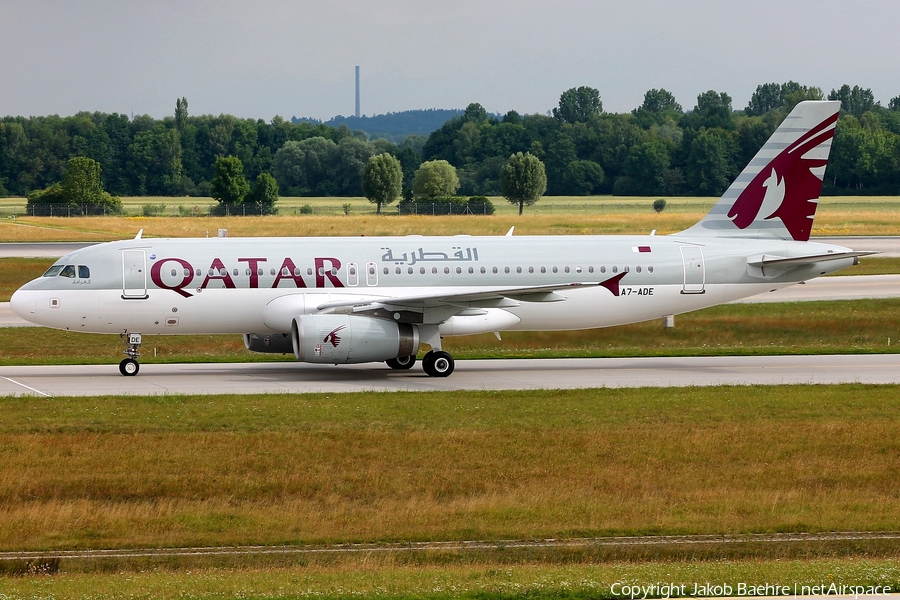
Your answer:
315,281 -> 604,313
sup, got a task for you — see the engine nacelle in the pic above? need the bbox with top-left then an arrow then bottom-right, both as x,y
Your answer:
291,315 -> 419,364
243,332 -> 294,354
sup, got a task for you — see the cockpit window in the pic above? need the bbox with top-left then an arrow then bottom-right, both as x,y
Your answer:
59,265 -> 76,278
78,265 -> 90,279
42,265 -> 64,277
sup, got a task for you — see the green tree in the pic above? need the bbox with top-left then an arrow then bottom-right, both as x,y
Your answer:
553,87 -> 602,124
621,139 -> 671,195
272,136 -> 338,196
500,152 -> 547,215
333,137 -> 375,196
175,97 -> 188,132
362,153 -> 403,214
247,172 -> 279,215
26,156 -> 121,215
640,89 -> 682,113
890,96 -> 900,112
63,156 -> 104,206
746,81 -> 823,116
828,84 -> 876,118
565,160 -> 605,195
412,160 -> 460,198
392,145 -> 421,190
210,155 -> 249,206
682,90 -> 734,130
686,129 -> 734,196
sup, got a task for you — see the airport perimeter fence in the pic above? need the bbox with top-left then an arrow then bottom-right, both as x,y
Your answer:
2,198 -> 897,219
2,201 -> 712,218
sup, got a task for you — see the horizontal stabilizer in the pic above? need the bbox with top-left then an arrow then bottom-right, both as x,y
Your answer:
747,251 -> 879,268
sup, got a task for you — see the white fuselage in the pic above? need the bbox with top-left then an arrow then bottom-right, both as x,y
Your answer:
11,233 -> 856,339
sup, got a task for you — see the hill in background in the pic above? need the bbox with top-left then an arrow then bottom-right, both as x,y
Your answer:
292,109 -> 464,142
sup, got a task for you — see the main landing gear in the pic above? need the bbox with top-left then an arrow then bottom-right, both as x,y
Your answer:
385,355 -> 416,370
119,332 -> 142,376
385,351 -> 455,377
422,350 -> 454,377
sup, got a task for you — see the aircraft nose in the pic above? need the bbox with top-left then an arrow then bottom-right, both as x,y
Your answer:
10,288 -> 36,321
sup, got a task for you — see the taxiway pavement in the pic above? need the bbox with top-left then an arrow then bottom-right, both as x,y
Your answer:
2,354 -> 899,396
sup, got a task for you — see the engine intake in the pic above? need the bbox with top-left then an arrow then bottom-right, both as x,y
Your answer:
291,315 -> 419,364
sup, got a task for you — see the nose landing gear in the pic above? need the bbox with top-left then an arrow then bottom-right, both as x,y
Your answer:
119,332 -> 142,376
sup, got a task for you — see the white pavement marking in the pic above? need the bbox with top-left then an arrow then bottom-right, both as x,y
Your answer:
1,375 -> 50,396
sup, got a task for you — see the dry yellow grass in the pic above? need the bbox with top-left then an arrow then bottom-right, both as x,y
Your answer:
2,196 -> 900,242
0,213 -> 696,241
2,386 -> 899,551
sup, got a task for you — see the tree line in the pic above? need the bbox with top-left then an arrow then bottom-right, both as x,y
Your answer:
2,83 -> 900,202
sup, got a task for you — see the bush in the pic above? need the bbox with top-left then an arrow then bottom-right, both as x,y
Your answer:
398,196 -> 494,216
342,203 -> 352,215
299,204 -> 313,214
653,198 -> 667,213
26,184 -> 123,216
466,195 -> 495,215
178,204 -> 204,217
142,203 -> 167,216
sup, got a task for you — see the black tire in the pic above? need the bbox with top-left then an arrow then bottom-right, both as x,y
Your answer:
423,350 -> 454,377
386,355 -> 417,370
119,358 -> 139,376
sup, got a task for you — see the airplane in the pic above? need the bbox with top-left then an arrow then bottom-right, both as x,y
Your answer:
11,100 -> 873,378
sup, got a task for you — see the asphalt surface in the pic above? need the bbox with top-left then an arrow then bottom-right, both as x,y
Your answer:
3,354 -> 900,396
0,241 -> 97,258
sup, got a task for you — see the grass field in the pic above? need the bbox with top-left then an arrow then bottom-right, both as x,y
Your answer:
2,386 -> 900,597
1,557 -> 899,599
2,195 -> 900,241
2,385 -> 899,554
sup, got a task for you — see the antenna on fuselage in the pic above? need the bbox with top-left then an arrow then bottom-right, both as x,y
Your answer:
505,226 -> 515,237
134,229 -> 143,240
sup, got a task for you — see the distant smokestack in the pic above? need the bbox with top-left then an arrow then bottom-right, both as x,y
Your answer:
355,66 -> 360,118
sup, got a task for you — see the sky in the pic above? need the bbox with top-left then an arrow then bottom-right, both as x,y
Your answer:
1,0 -> 897,121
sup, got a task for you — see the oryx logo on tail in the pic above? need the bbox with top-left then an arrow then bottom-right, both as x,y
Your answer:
727,109 -> 838,241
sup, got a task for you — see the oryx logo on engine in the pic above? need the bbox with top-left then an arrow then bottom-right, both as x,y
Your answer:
323,325 -> 346,347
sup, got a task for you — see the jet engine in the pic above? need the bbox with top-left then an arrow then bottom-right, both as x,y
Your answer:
291,314 -> 419,364
243,332 -> 294,354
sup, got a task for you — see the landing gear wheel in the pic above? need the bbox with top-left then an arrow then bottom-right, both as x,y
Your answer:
119,358 -> 139,376
386,355 -> 417,370
119,332 -> 142,377
422,350 -> 454,377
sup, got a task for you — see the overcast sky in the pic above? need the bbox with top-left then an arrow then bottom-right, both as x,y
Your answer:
2,0 -> 897,121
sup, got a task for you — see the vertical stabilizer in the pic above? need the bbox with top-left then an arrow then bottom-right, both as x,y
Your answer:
680,100 -> 840,241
